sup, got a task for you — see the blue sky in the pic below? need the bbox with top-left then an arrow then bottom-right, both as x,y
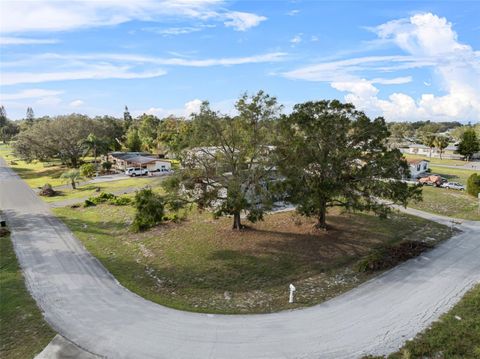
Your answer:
1,0 -> 479,122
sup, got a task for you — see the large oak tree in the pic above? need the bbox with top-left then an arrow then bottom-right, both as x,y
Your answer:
166,91 -> 281,230
276,100 -> 421,230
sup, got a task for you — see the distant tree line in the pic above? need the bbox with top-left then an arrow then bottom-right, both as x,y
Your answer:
5,94 -> 480,230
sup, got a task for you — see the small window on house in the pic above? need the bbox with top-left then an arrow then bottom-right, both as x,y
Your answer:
423,163 -> 427,170
417,164 -> 421,171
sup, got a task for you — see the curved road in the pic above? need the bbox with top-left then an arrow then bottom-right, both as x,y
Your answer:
1,157 -> 479,359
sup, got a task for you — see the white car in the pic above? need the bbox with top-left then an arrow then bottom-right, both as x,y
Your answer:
440,182 -> 465,190
125,167 -> 148,177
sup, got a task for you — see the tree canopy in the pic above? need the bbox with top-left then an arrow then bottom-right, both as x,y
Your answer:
276,100 -> 421,230
165,91 -> 282,229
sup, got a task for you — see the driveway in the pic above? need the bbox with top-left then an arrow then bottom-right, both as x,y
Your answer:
1,156 -> 479,359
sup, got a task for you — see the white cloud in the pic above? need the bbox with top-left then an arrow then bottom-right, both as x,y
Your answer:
0,0 -> 265,34
143,24 -> 216,36
0,89 -> 63,101
69,99 -> 84,108
184,99 -> 202,115
1,51 -> 286,86
287,10 -> 300,16
0,37 -> 59,45
224,11 -> 266,31
290,34 -> 302,45
284,13 -> 480,122
1,65 -> 166,86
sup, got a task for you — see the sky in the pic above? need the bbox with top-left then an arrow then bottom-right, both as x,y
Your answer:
0,0 -> 479,123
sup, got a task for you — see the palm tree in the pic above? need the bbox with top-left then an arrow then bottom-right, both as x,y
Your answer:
84,133 -> 99,176
434,136 -> 449,160
422,134 -> 437,158
61,169 -> 83,189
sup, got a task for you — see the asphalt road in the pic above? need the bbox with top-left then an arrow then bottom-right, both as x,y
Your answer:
1,156 -> 479,359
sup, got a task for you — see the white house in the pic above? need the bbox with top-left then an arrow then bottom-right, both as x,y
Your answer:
106,152 -> 172,172
406,158 -> 429,178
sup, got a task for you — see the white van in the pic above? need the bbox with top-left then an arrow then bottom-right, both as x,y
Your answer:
125,167 -> 148,177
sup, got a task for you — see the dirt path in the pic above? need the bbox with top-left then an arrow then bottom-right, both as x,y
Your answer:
1,156 -> 479,359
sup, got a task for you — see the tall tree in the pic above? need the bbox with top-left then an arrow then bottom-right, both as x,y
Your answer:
433,136 -> 449,160
422,134 -> 437,158
25,107 -> 35,125
457,128 -> 480,161
0,106 -> 7,128
276,100 -> 421,230
125,128 -> 142,152
137,114 -> 160,152
166,91 -> 281,230
123,106 -> 133,129
157,116 -> 192,157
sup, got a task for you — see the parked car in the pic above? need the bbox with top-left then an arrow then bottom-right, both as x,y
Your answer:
418,175 -> 444,187
125,167 -> 148,177
440,182 -> 465,190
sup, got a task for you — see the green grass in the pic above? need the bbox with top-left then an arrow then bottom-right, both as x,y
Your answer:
0,144 -> 67,188
429,165 -> 477,184
411,186 -> 480,221
404,153 -> 470,166
53,205 -> 454,314
0,233 -> 55,359
367,284 -> 480,358
43,177 -> 164,203
408,163 -> 480,221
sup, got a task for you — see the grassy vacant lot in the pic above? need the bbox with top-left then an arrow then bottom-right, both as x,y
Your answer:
404,153 -> 469,167
0,144 -> 67,188
53,204 -> 453,314
366,284 -> 480,359
409,163 -> 480,221
0,234 -> 54,359
429,165 -> 477,184
44,177 -> 164,204
411,186 -> 480,221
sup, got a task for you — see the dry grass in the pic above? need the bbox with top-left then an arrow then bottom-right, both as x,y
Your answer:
54,205 -> 454,313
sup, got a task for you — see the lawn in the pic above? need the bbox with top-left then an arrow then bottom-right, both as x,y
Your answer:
403,153 -> 470,167
429,165 -> 477,184
366,284 -> 480,358
0,233 -> 55,359
411,187 -> 480,221
43,176 -> 165,204
53,204 -> 454,314
0,144 -> 67,188
408,163 -> 480,221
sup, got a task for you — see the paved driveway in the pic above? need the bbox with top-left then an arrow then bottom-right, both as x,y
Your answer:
1,156 -> 479,359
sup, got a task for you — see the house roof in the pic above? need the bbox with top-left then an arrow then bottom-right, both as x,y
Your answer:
406,158 -> 430,165
109,152 -> 152,160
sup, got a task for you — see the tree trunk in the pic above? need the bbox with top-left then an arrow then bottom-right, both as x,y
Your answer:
232,212 -> 242,230
94,146 -> 98,177
71,179 -> 76,190
315,205 -> 327,231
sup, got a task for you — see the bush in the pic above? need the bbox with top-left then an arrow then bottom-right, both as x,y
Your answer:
101,161 -> 112,172
80,163 -> 95,178
109,196 -> 131,206
83,199 -> 96,207
132,188 -> 165,232
466,173 -> 480,197
39,183 -> 56,197
357,241 -> 432,272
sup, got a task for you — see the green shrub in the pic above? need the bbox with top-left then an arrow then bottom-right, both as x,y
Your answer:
466,173 -> 480,197
109,196 -> 131,206
132,188 -> 165,232
83,199 -> 96,207
80,163 -> 95,178
84,192 -> 116,206
101,161 -> 112,171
